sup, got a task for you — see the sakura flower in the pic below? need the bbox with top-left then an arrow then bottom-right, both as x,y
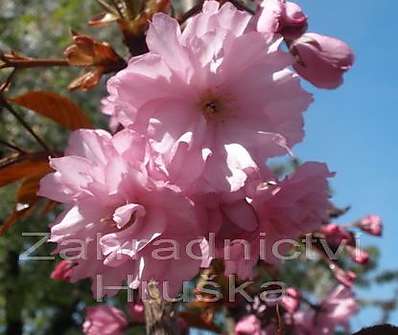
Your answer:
197,191 -> 260,280
39,129 -> 203,298
293,285 -> 358,335
251,162 -> 334,263
103,0 -> 312,192
50,260 -> 74,282
200,162 -> 333,278
83,305 -> 128,335
291,33 -> 354,89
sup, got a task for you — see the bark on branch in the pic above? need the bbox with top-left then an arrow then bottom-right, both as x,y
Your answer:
144,281 -> 180,335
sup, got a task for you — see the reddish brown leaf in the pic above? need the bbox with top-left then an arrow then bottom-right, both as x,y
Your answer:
0,153 -> 51,187
0,164 -> 53,235
0,205 -> 35,235
10,91 -> 92,130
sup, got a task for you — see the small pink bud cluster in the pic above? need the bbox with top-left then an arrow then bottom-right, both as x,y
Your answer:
254,0 -> 354,89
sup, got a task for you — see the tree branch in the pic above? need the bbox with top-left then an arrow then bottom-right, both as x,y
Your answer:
144,282 -> 180,335
0,95 -> 52,153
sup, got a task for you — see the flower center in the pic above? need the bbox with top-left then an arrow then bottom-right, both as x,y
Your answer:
199,91 -> 226,121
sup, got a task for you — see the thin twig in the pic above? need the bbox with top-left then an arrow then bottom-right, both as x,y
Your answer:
275,304 -> 284,335
110,0 -> 125,19
0,69 -> 17,93
0,96 -> 51,153
228,0 -> 255,14
178,1 -> 204,24
3,58 -> 69,69
0,139 -> 26,154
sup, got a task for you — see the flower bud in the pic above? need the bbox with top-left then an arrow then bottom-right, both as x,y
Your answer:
128,303 -> 145,324
330,264 -> 356,287
320,224 -> 353,249
235,314 -> 262,335
280,2 -> 308,40
291,33 -> 354,89
281,287 -> 301,314
346,245 -> 370,265
50,260 -> 73,282
254,0 -> 307,39
356,215 -> 383,236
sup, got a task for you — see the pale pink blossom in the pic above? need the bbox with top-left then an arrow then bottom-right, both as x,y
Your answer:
200,162 -> 333,277
50,260 -> 74,281
291,33 -> 354,89
293,285 -> 358,335
356,215 -> 382,236
39,129 -> 202,298
83,305 -> 128,335
103,0 -> 312,192
198,191 -> 260,280
251,162 -> 334,263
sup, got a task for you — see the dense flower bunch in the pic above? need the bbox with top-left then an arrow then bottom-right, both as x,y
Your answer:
37,0 -> 375,334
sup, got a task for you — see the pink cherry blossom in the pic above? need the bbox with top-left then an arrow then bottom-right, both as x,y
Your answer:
50,260 -> 74,281
103,0 -> 312,192
82,305 -> 128,335
291,33 -> 355,89
39,129 -> 203,298
200,162 -> 333,277
197,191 -> 260,280
293,285 -> 358,335
356,214 -> 383,236
251,162 -> 334,263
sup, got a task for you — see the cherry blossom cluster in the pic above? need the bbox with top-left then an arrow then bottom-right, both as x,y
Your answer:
38,0 -> 374,333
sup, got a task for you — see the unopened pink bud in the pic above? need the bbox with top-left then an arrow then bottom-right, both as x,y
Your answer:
281,287 -> 301,314
357,215 -> 382,236
320,224 -> 353,248
346,245 -> 370,265
291,33 -> 354,89
50,260 -> 73,282
280,2 -> 308,39
128,303 -> 145,324
331,265 -> 356,287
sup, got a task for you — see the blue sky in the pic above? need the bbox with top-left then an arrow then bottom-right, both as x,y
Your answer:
296,0 -> 398,330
